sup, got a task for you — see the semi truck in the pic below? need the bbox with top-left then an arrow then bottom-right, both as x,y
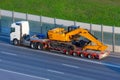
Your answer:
10,21 -> 110,59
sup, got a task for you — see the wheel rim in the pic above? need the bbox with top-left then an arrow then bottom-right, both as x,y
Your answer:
14,40 -> 18,45
80,54 -> 84,57
31,43 -> 34,48
66,51 -> 69,55
73,53 -> 77,56
38,45 -> 41,49
88,55 -> 92,59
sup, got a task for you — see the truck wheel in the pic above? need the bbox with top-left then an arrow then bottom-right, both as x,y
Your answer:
80,53 -> 84,58
87,54 -> 92,59
30,42 -> 35,49
65,51 -> 69,55
13,39 -> 19,45
37,43 -> 43,50
73,52 -> 77,56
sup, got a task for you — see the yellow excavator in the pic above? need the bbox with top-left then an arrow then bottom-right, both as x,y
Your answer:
48,26 -> 108,51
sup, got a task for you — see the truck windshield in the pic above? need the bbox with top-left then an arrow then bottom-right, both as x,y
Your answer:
10,28 -> 15,33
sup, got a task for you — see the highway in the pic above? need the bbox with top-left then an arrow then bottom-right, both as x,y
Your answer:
0,35 -> 120,80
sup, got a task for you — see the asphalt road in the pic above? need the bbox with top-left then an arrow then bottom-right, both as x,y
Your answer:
0,35 -> 120,80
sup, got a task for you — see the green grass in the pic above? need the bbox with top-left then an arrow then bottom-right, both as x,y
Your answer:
0,0 -> 120,26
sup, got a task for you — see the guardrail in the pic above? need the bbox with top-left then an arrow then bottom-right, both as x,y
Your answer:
0,9 -> 120,52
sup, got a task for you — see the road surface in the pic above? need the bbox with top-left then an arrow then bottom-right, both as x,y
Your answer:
0,35 -> 120,80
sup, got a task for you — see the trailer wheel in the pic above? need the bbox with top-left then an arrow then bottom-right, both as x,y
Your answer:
80,53 -> 84,58
73,52 -> 77,56
13,39 -> 19,45
87,54 -> 92,59
30,42 -> 35,49
65,51 -> 69,55
37,43 -> 43,50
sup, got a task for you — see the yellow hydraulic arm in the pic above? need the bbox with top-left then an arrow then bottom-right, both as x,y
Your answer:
66,28 -> 108,51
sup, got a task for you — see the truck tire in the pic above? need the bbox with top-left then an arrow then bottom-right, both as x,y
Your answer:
30,42 -> 35,49
73,52 -> 77,56
65,51 -> 69,55
37,43 -> 43,50
13,39 -> 19,45
87,54 -> 92,59
80,53 -> 84,58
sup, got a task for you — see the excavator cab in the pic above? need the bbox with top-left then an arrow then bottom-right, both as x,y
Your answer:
72,37 -> 91,48
68,26 -> 79,32
68,26 -> 91,48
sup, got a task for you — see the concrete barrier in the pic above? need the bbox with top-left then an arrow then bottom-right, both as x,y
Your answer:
108,44 -> 120,52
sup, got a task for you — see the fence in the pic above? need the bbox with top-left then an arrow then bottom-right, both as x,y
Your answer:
0,9 -> 120,52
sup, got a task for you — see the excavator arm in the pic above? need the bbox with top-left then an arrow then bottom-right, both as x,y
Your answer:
66,27 -> 108,51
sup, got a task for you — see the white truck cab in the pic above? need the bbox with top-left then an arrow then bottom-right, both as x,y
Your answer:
10,21 -> 30,45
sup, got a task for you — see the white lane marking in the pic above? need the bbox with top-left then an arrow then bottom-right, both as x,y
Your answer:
1,42 -> 120,69
62,63 -> 79,69
42,51 -> 120,69
0,68 -> 50,80
82,59 -> 120,68
1,51 -> 17,56
110,55 -> 120,58
47,69 -> 64,74
0,35 -> 9,39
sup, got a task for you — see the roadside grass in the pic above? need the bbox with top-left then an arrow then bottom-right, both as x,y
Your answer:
0,0 -> 120,26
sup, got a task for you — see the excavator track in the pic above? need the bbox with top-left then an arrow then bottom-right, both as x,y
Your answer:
49,41 -> 75,51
